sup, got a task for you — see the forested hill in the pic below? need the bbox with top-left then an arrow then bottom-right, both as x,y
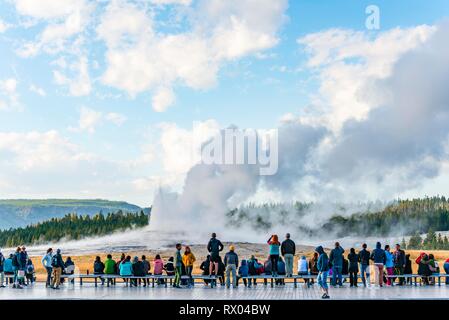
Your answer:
226,196 -> 449,238
0,199 -> 151,230
0,211 -> 149,247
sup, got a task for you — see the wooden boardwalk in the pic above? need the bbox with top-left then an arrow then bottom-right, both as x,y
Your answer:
0,282 -> 448,300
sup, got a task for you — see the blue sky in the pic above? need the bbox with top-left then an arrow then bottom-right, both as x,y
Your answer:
1,0 -> 449,206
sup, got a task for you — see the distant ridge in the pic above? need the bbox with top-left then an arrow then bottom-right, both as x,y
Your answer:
0,199 -> 151,230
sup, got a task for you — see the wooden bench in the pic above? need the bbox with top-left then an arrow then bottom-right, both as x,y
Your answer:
387,274 -> 449,286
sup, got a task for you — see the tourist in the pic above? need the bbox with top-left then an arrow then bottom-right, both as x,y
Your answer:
119,255 -> 133,286
0,249 -> 5,288
50,249 -> 65,290
444,257 -> 449,285
247,255 -> 259,286
64,257 -> 75,284
329,242 -> 344,287
281,233 -> 295,277
358,243 -> 371,287
224,245 -> 239,289
428,254 -> 439,285
94,256 -> 105,285
342,257 -> 349,282
394,244 -> 406,285
18,247 -> 27,286
41,248 -> 53,287
182,246 -> 196,287
384,245 -> 394,285
276,257 -> 286,285
370,242 -> 386,287
316,246 -> 330,299
417,253 -> 431,285
199,255 -> 211,286
263,255 -> 272,276
4,254 -> 14,285
347,248 -> 359,287
25,259 -> 35,284
142,255 -> 151,287
217,256 -> 226,286
309,252 -> 319,285
153,254 -> 164,285
174,243 -> 183,288
164,257 -> 175,276
404,254 -> 413,285
237,259 -> 249,287
297,255 -> 309,286
131,256 -> 145,287
104,254 -> 116,286
12,247 -> 22,289
207,233 -> 224,277
267,234 -> 281,276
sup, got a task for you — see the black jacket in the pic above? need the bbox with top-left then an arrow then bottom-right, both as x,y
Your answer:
358,249 -> 371,265
207,238 -> 224,255
132,261 -> 145,276
348,252 -> 359,273
94,261 -> 105,274
281,239 -> 296,256
394,250 -> 406,267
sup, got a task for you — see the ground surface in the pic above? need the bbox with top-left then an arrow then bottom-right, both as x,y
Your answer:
0,282 -> 448,300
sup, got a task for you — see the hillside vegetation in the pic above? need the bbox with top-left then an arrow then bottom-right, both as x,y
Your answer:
0,199 -> 149,230
0,210 -> 149,247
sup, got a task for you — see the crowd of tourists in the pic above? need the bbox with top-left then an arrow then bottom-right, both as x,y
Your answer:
0,233 -> 448,298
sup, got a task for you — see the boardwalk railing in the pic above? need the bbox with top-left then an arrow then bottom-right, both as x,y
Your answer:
4,273 -> 448,288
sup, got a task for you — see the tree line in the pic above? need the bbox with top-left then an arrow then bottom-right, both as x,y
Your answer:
0,210 -> 149,247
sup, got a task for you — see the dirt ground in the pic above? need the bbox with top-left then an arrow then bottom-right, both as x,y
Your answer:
26,243 -> 449,281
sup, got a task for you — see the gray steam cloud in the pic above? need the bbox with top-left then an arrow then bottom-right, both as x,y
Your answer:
151,22 -> 449,242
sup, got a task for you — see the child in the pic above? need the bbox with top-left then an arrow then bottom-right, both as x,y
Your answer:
164,257 -> 175,276
238,259 -> 249,287
297,255 -> 309,286
25,259 -> 35,284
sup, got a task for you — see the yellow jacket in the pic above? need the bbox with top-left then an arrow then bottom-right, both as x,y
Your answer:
182,252 -> 196,267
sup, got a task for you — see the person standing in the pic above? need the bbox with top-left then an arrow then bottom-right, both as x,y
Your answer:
443,257 -> 449,285
224,245 -> 239,288
347,248 -> 359,287
0,249 -> 5,288
50,249 -> 65,289
358,243 -> 371,287
281,233 -> 296,277
174,243 -> 183,288
329,242 -> 345,287
370,242 -> 386,287
316,246 -> 330,299
207,233 -> 224,277
393,244 -> 406,285
41,248 -> 53,288
12,247 -> 22,289
267,235 -> 281,276
384,245 -> 395,285
182,246 -> 196,287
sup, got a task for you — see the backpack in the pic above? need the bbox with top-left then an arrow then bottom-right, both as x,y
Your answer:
12,254 -> 19,267
26,264 -> 34,274
51,255 -> 59,267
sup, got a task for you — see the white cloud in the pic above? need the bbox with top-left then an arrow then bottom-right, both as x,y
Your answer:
150,0 -> 192,5
105,112 -> 127,126
297,25 -> 435,132
98,0 -> 287,110
0,78 -> 20,111
69,107 -> 127,133
0,19 -> 9,33
29,84 -> 46,96
152,87 -> 175,112
53,56 -> 91,96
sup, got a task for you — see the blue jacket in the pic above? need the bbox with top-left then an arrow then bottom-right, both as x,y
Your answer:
316,246 -> 330,272
119,261 -> 133,276
329,246 -> 345,267
370,242 -> 386,264
238,260 -> 249,277
277,260 -> 286,275
3,258 -> 13,273
385,251 -> 394,268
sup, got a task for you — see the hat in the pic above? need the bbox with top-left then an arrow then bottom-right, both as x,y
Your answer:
229,245 -> 235,251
